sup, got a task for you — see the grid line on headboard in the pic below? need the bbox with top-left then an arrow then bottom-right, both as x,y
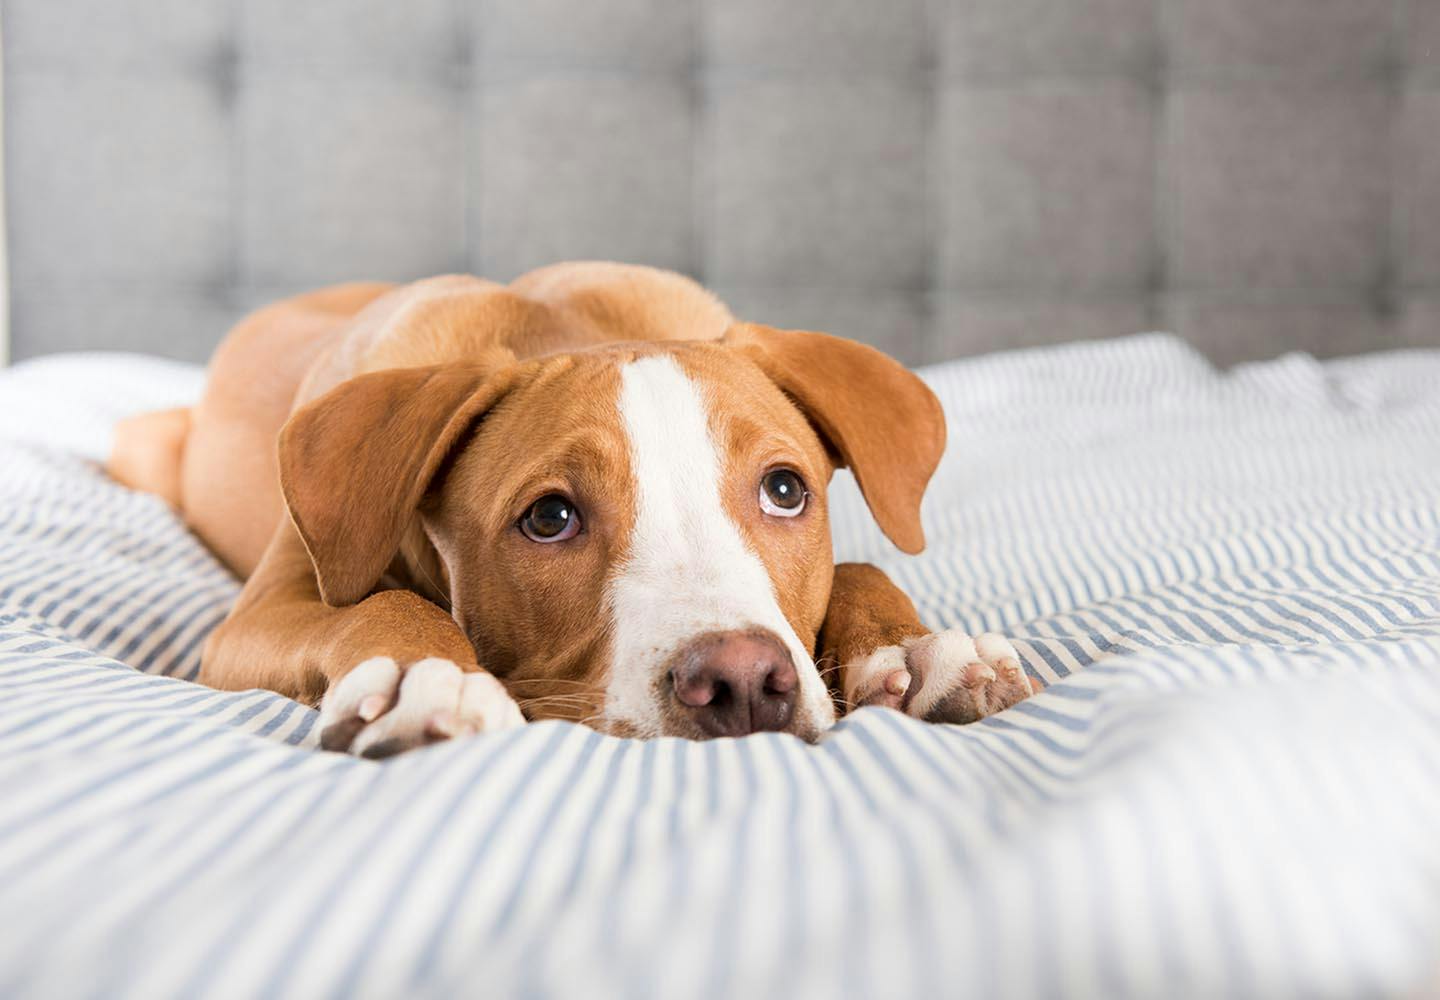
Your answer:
3,0 -> 1438,365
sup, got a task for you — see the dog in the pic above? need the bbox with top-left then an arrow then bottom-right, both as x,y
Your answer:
109,263 -> 1034,755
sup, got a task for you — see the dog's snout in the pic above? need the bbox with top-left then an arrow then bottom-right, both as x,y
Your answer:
668,630 -> 798,737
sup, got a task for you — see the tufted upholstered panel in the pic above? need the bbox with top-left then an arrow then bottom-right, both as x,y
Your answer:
4,0 -> 1439,365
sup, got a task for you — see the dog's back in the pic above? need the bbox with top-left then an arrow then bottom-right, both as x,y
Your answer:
109,264 -> 732,577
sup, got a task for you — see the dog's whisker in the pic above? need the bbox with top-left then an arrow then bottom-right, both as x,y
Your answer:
518,698 -> 596,711
502,678 -> 596,690
517,698 -> 600,714
407,559 -> 453,613
518,702 -> 596,714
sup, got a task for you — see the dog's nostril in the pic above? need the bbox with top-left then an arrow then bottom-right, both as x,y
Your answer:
670,667 -> 716,708
763,664 -> 797,697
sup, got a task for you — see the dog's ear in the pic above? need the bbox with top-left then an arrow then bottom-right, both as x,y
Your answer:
278,358 -> 518,606
723,322 -> 945,554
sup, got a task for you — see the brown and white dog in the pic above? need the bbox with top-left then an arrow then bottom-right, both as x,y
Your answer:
109,262 -> 1034,755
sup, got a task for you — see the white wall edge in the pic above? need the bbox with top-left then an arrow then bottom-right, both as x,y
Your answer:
0,13 -> 10,368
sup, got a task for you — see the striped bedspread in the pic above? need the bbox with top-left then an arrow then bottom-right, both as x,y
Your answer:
1,336 -> 1438,999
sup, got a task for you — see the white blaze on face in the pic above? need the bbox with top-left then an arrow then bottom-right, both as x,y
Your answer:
605,355 -> 836,737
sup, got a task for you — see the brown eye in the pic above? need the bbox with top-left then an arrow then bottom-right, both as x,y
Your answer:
520,494 -> 581,542
759,469 -> 807,518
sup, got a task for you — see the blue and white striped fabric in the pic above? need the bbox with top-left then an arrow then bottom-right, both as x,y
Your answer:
2,336 -> 1438,999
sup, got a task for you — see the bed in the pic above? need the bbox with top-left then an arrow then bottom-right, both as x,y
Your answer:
5,1 -> 1440,995
1,336 -> 1437,998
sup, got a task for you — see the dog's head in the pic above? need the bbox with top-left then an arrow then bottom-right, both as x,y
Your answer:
278,324 -> 945,740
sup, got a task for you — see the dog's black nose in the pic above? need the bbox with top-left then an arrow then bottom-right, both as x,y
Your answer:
669,629 -> 798,737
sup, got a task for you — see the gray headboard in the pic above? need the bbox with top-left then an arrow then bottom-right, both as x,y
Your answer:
4,0 -> 1438,367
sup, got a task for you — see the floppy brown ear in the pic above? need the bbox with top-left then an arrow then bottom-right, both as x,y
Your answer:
723,322 -> 946,554
278,360 -> 518,607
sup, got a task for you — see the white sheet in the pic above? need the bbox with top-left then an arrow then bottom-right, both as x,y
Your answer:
1,335 -> 1438,999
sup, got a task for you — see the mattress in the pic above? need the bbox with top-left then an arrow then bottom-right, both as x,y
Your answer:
1,335 -> 1438,999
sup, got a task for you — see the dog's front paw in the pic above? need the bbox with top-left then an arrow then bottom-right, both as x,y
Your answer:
318,656 -> 525,758
844,631 -> 1035,724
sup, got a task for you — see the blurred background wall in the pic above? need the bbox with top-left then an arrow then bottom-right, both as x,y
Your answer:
3,0 -> 1438,366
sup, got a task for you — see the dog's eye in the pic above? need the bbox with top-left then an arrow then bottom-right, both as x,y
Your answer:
520,494 -> 581,542
759,469 -> 807,518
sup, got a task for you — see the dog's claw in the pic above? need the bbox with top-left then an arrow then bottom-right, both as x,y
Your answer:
359,739 -> 407,761
319,718 -> 367,754
844,646 -> 910,710
960,661 -> 997,688
357,693 -> 388,722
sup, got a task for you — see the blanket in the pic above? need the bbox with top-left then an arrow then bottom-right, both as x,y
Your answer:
1,336 -> 1438,998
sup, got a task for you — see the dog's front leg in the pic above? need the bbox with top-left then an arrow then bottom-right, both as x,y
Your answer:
200,525 -> 523,757
817,562 -> 1035,723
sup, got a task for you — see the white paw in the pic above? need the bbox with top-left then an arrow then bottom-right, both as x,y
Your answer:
318,656 -> 525,758
844,630 -> 1035,724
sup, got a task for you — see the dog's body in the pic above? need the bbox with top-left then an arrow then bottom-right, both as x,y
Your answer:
111,263 -> 1033,754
